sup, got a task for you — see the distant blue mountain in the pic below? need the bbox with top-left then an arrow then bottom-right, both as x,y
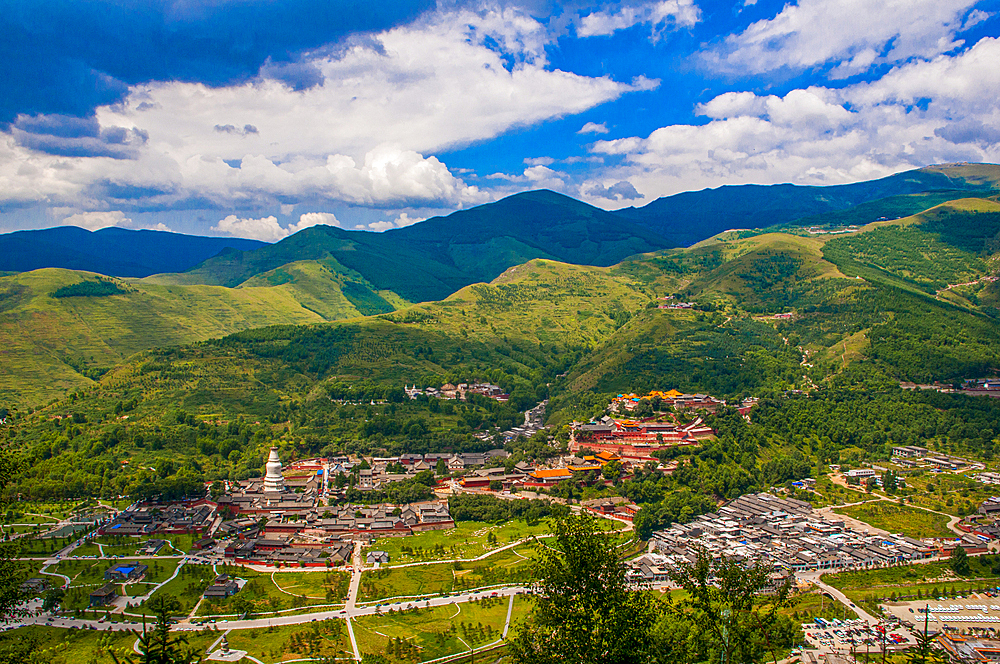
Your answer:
0,226 -> 267,277
613,166 -> 998,245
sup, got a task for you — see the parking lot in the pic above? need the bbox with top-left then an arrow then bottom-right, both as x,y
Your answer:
801,617 -> 914,655
884,592 -> 1000,634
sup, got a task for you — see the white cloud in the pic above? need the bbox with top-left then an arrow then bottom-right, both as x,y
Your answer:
707,0 -> 983,77
577,0 -> 700,38
295,212 -> 342,231
524,156 -> 555,166
391,212 -> 424,228
366,211 -> 426,232
590,37 -> 1000,201
578,122 -> 610,134
213,215 -> 288,242
62,210 -> 132,231
0,7 -> 648,216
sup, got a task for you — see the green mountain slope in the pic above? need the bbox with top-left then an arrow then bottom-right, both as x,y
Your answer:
9,203 -> 1000,502
160,190 -> 673,303
0,269 -> 347,406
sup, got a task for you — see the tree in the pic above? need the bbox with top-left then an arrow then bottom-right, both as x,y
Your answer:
209,480 -> 225,499
489,480 -> 503,492
668,547 -> 797,664
41,586 -> 64,612
951,545 -> 971,576
229,593 -> 254,618
507,513 -> 663,664
907,606 -> 946,664
602,460 -> 623,481
0,450 -> 25,620
112,594 -> 201,664
436,458 -> 448,476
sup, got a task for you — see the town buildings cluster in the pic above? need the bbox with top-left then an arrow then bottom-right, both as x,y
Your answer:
647,493 -> 939,575
404,382 -> 509,402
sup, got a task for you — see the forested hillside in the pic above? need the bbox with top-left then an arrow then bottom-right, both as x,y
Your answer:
3,169 -> 1000,510
0,266 -> 400,406
4,194 -> 1000,504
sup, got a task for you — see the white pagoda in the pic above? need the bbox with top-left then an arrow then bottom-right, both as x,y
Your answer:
263,447 -> 286,493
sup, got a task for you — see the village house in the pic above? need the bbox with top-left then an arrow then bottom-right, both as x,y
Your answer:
90,584 -> 118,607
203,575 -> 241,599
104,563 -> 148,583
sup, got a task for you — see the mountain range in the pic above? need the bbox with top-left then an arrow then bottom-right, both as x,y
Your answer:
1,163 -> 999,408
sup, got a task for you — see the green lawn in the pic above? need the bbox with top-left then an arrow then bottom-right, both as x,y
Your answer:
354,595 -> 525,662
3,499 -> 90,521
271,570 -> 350,601
821,556 -> 1000,612
0,625 -> 141,664
196,567 -> 339,618
223,620 -> 352,662
360,563 -> 456,602
900,471 -> 992,517
452,545 -> 539,591
783,591 -> 855,624
360,545 -> 540,602
372,519 -> 555,565
833,501 -> 953,538
14,536 -> 75,556
0,514 -> 59,525
52,557 -> 178,588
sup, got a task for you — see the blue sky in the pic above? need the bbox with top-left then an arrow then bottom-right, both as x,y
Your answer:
2,0 -> 999,240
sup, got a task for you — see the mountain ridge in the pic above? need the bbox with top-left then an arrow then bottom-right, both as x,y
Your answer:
0,226 -> 267,277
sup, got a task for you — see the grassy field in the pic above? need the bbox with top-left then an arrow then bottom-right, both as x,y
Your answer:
360,563 -> 456,602
133,562 -> 216,615
55,558 -> 180,611
821,556 -> 1000,612
194,567 -> 343,618
52,557 -> 179,588
784,591 -> 856,624
0,625 -> 151,664
833,501 -> 953,538
354,595 -> 527,662
223,619 -> 353,662
898,471 -> 992,517
360,545 -> 540,602
372,519 -> 554,565
270,570 -> 350,601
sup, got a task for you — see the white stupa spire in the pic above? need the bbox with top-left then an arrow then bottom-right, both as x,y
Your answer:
263,447 -> 286,493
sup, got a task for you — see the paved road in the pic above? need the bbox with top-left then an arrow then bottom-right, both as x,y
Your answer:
185,586 -> 529,632
799,571 -> 878,624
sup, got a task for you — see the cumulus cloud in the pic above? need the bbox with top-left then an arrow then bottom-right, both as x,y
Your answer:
706,0 -> 984,77
213,215 -> 287,242
585,180 -> 643,201
591,37 -> 1000,199
578,122 -> 609,134
62,210 -> 132,230
366,212 -> 426,232
577,0 -> 700,38
212,210 -> 344,241
296,212 -> 342,229
0,7 -> 648,216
